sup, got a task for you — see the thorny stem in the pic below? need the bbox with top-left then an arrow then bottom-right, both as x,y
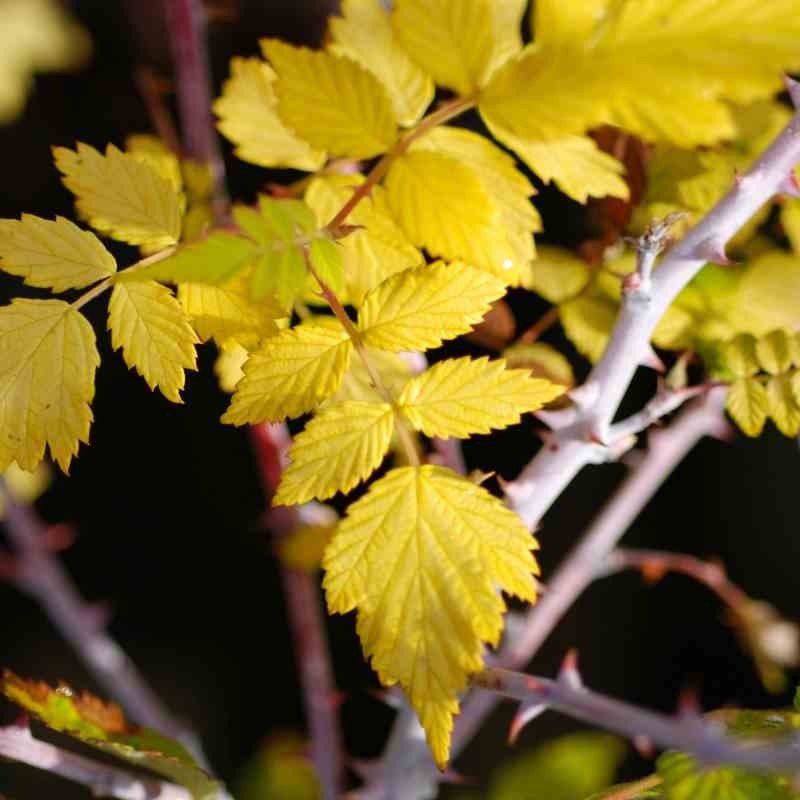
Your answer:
71,246 -> 178,311
306,257 -> 422,468
249,423 -> 344,800
0,723 -> 192,800
448,389 -> 728,760
0,484 -> 205,763
326,96 -> 476,233
472,666 -> 800,773
163,0 -> 229,219
605,548 -> 751,612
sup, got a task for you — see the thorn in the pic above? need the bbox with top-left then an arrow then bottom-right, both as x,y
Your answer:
41,523 -> 76,553
784,75 -> 800,109
328,222 -> 365,240
367,688 -> 404,709
441,769 -> 475,786
633,735 -> 655,758
779,171 -> 800,199
690,237 -> 736,266
558,648 -> 584,690
508,697 -> 548,744
640,345 -> 666,373
677,685 -> 702,718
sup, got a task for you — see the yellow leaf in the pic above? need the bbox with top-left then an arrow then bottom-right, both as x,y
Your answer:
480,1 -> 800,149
0,214 -> 116,292
411,127 -> 539,273
108,281 -> 198,403
503,342 -> 575,388
0,299 -> 98,473
213,57 -> 325,171
756,330 -> 794,375
0,0 -> 89,124
53,143 -> 182,250
728,253 -> 800,335
279,524 -> 338,573
767,373 -> 800,437
325,348 -> 413,407
329,0 -> 434,126
275,401 -> 395,505
391,0 -> 496,96
222,322 -> 353,425
305,174 -> 423,307
521,245 -> 591,302
398,356 -> 565,438
726,377 -> 768,437
358,262 -> 506,352
324,465 -> 538,768
213,343 -> 248,394
125,134 -> 183,195
722,334 -> 760,378
493,131 -> 628,204
178,273 -> 285,349
560,294 -> 617,363
385,149 -> 515,278
486,0 -> 527,79
532,0 -> 607,46
262,39 -> 397,158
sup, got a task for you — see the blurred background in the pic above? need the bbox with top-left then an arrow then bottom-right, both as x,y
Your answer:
0,1 -> 799,797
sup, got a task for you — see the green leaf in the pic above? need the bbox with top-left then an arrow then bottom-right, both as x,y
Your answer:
309,237 -> 344,294
489,732 -> 626,800
657,751 -> 792,800
126,231 -> 257,285
2,670 -> 223,800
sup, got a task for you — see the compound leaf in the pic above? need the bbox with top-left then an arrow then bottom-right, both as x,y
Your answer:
329,0 -> 434,126
480,0 -> 800,149
108,281 -> 198,403
213,56 -> 325,171
358,262 -> 506,352
274,400 -> 395,505
323,465 -> 539,769
0,214 -> 116,292
398,356 -> 564,438
262,38 -> 397,158
0,299 -> 98,473
53,142 -> 182,250
222,321 -> 353,424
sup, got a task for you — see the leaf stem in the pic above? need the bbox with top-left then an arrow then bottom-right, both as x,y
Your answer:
518,306 -> 560,344
71,246 -> 178,311
306,257 -> 421,468
325,95 -> 476,233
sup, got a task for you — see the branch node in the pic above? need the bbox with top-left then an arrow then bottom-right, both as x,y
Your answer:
688,236 -> 736,266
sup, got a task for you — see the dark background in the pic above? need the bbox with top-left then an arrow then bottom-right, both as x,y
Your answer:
1,2 -> 799,796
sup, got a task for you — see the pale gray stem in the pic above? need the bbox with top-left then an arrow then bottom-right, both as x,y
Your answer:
0,724 -> 192,800
473,666 -> 800,773
368,87 -> 800,800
